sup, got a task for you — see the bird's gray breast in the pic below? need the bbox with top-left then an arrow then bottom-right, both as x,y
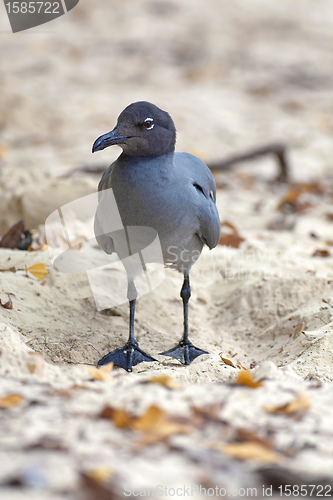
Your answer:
97,153 -> 204,271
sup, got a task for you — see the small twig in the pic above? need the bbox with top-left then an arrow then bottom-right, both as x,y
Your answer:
66,143 -> 290,183
314,316 -> 329,325
208,142 -> 289,182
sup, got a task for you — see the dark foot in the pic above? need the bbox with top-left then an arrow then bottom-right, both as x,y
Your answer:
98,341 -> 157,372
160,341 -> 209,365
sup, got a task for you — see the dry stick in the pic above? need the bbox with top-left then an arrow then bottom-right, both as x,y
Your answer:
207,143 -> 289,182
69,143 -> 290,182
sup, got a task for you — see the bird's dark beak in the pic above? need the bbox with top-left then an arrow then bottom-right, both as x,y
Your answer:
92,126 -> 129,153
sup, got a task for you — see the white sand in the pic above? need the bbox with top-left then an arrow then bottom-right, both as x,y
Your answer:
0,0 -> 333,497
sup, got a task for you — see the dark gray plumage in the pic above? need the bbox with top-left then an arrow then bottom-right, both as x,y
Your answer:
93,101 -> 220,371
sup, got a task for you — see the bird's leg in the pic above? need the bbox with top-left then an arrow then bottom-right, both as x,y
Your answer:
98,280 -> 157,372
160,273 -> 209,365
181,273 -> 191,345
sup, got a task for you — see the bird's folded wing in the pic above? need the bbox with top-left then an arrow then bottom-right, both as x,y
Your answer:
197,201 -> 221,249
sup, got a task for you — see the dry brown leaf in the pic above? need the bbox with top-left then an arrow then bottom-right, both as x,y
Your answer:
27,352 -> 45,375
220,355 -> 246,370
0,394 -> 24,408
293,323 -> 304,339
113,409 -> 133,428
27,263 -> 49,280
277,183 -> 322,213
146,375 -> 181,389
223,442 -> 282,463
52,385 -> 88,399
102,404 -> 191,444
86,468 -> 113,484
220,355 -> 236,367
0,220 -> 25,249
131,406 -> 170,432
132,406 -> 191,444
312,249 -> 331,258
192,403 -> 223,424
81,472 -> 114,500
264,393 -> 310,415
100,406 -> 132,428
218,221 -> 245,248
235,428 -> 273,449
0,143 -> 8,160
87,362 -> 113,382
0,295 -> 13,310
235,370 -> 263,388
28,244 -> 48,252
0,267 -> 16,273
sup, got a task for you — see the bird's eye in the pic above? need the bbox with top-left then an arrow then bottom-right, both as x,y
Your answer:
143,118 -> 154,130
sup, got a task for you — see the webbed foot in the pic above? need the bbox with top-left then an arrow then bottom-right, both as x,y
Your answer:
160,341 -> 208,365
98,340 -> 157,372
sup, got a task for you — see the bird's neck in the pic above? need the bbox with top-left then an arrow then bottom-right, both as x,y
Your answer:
118,151 -> 174,167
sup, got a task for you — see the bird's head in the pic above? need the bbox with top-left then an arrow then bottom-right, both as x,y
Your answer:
92,101 -> 176,157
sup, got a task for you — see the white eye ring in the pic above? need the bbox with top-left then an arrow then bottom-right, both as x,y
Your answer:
143,117 -> 154,130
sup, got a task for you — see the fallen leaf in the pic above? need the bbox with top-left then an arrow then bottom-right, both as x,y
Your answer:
146,375 -> 181,389
0,220 -> 25,249
52,385 -> 88,399
220,354 -> 246,370
27,263 -> 49,280
0,267 -> 16,273
28,244 -> 48,252
0,295 -> 13,310
220,355 -> 235,367
223,442 -> 282,463
27,352 -> 44,375
264,393 -> 310,415
235,428 -> 273,449
132,406 -> 165,431
101,404 -> 191,444
312,249 -> 330,258
87,362 -> 113,382
132,406 -> 191,444
0,143 -> 8,160
100,405 -> 132,427
192,403 -> 223,423
293,323 -> 304,339
219,221 -> 245,248
86,468 -> 113,484
81,473 -> 114,500
277,183 -> 321,213
235,370 -> 263,388
0,394 -> 24,408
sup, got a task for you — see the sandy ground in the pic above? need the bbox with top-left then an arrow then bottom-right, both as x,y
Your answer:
0,0 -> 333,498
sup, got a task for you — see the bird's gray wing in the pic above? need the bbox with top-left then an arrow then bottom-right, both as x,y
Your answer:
98,162 -> 115,197
94,162 -> 116,254
175,153 -> 221,249
196,195 -> 221,249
